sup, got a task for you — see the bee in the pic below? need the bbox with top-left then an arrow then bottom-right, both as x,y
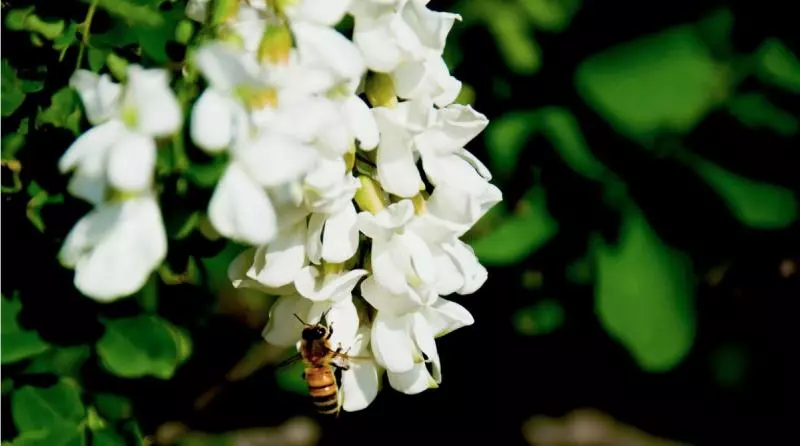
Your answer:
277,311 -> 354,417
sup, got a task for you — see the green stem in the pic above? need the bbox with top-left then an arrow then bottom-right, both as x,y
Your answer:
75,0 -> 99,71
138,273 -> 159,313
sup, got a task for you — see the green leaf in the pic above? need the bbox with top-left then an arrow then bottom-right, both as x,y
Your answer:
275,356 -> 308,395
2,59 -> 27,117
9,427 -> 85,446
518,0 -> 580,33
134,1 -> 184,64
484,108 -> 608,182
513,299 -> 565,336
36,87 -> 82,135
727,93 -> 798,136
711,344 -> 747,388
595,210 -> 695,372
484,110 -> 537,181
4,6 -> 36,30
689,156 -> 798,229
95,0 -> 164,27
11,379 -> 86,442
756,39 -> 800,94
88,48 -> 108,73
93,394 -> 132,421
96,315 -> 190,379
470,186 -> 558,265
91,428 -> 126,446
24,346 -> 91,377
2,293 -> 50,365
576,24 -> 729,140
536,107 -> 608,180
2,118 -> 30,160
53,22 -> 79,51
186,155 -> 229,188
485,2 -> 540,74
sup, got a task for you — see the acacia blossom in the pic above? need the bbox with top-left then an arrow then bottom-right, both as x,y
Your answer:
56,0 -> 500,413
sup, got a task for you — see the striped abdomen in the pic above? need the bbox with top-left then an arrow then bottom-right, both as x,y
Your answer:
305,366 -> 340,416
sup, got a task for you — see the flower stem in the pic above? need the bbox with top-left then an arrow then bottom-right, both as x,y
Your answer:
75,0 -> 99,71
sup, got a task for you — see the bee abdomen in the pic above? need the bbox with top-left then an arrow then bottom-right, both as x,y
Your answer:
305,367 -> 340,416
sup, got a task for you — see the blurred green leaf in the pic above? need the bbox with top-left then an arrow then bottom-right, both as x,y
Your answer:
689,156 -> 798,229
24,346 -> 91,377
537,107 -> 608,180
4,6 -> 36,30
484,110 -> 537,181
95,0 -> 164,27
96,315 -> 190,379
93,394 -> 133,422
576,24 -> 729,140
756,39 -> 800,94
88,48 -> 108,72
135,1 -> 184,64
485,2 -> 540,74
513,299 -> 565,336
2,293 -> 50,365
36,87 -> 82,135
728,93 -> 798,136
186,155 -> 229,188
275,357 -> 308,395
2,60 -> 27,117
470,186 -> 558,265
2,118 -> 30,161
595,210 -> 695,372
91,428 -> 126,446
11,379 -> 86,441
518,0 -> 580,33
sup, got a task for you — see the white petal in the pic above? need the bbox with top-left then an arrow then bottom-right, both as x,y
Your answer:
69,70 -> 121,125
228,247 -> 257,288
353,19 -> 403,72
305,212 -> 325,264
341,328 -> 380,412
295,266 -> 368,302
410,311 -> 440,382
72,196 -> 167,301
59,120 -> 124,205
360,276 -> 419,315
443,240 -> 487,295
190,89 -> 234,153
424,297 -> 474,337
185,0 -> 211,23
322,204 -> 359,263
124,66 -> 182,137
107,131 -> 156,193
398,232 -> 436,285
401,0 -> 460,54
414,105 -> 488,156
370,312 -> 415,373
343,96 -> 378,151
249,220 -> 307,288
374,115 -> 422,198
286,0 -> 351,26
387,364 -> 433,395
59,202 -> 121,268
391,57 -> 460,107
370,237 -> 407,295
194,42 -> 259,91
430,244 -> 463,295
236,133 -> 318,187
208,163 -> 277,245
292,22 -> 365,82
457,148 -> 493,180
263,294 -> 312,347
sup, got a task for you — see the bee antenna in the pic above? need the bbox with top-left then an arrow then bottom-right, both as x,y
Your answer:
320,308 -> 332,323
293,313 -> 307,325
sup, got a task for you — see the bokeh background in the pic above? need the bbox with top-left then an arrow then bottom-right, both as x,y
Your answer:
2,0 -> 798,445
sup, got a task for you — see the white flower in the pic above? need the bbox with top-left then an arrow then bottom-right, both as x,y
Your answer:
262,266 -> 380,411
371,100 -> 488,197
391,55 -> 461,107
60,67 -> 181,205
360,276 -> 473,394
58,195 -> 167,301
357,200 -> 439,295
350,0 -> 460,73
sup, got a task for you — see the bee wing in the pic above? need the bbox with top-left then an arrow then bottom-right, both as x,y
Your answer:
275,352 -> 303,369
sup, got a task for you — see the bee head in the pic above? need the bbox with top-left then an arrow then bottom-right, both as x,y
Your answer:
301,325 -> 328,341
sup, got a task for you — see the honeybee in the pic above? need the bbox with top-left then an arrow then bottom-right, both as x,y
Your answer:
277,311 -> 357,417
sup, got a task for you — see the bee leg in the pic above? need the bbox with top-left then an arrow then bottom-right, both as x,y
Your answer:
325,323 -> 334,340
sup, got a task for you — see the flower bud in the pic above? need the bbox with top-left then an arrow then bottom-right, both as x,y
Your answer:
354,175 -> 388,214
322,261 -> 345,276
344,144 -> 356,171
258,23 -> 292,65
365,72 -> 397,108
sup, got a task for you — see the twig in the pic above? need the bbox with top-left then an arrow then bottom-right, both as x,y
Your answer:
75,0 -> 99,71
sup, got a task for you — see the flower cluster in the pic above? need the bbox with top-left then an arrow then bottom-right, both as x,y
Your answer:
58,0 -> 501,411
